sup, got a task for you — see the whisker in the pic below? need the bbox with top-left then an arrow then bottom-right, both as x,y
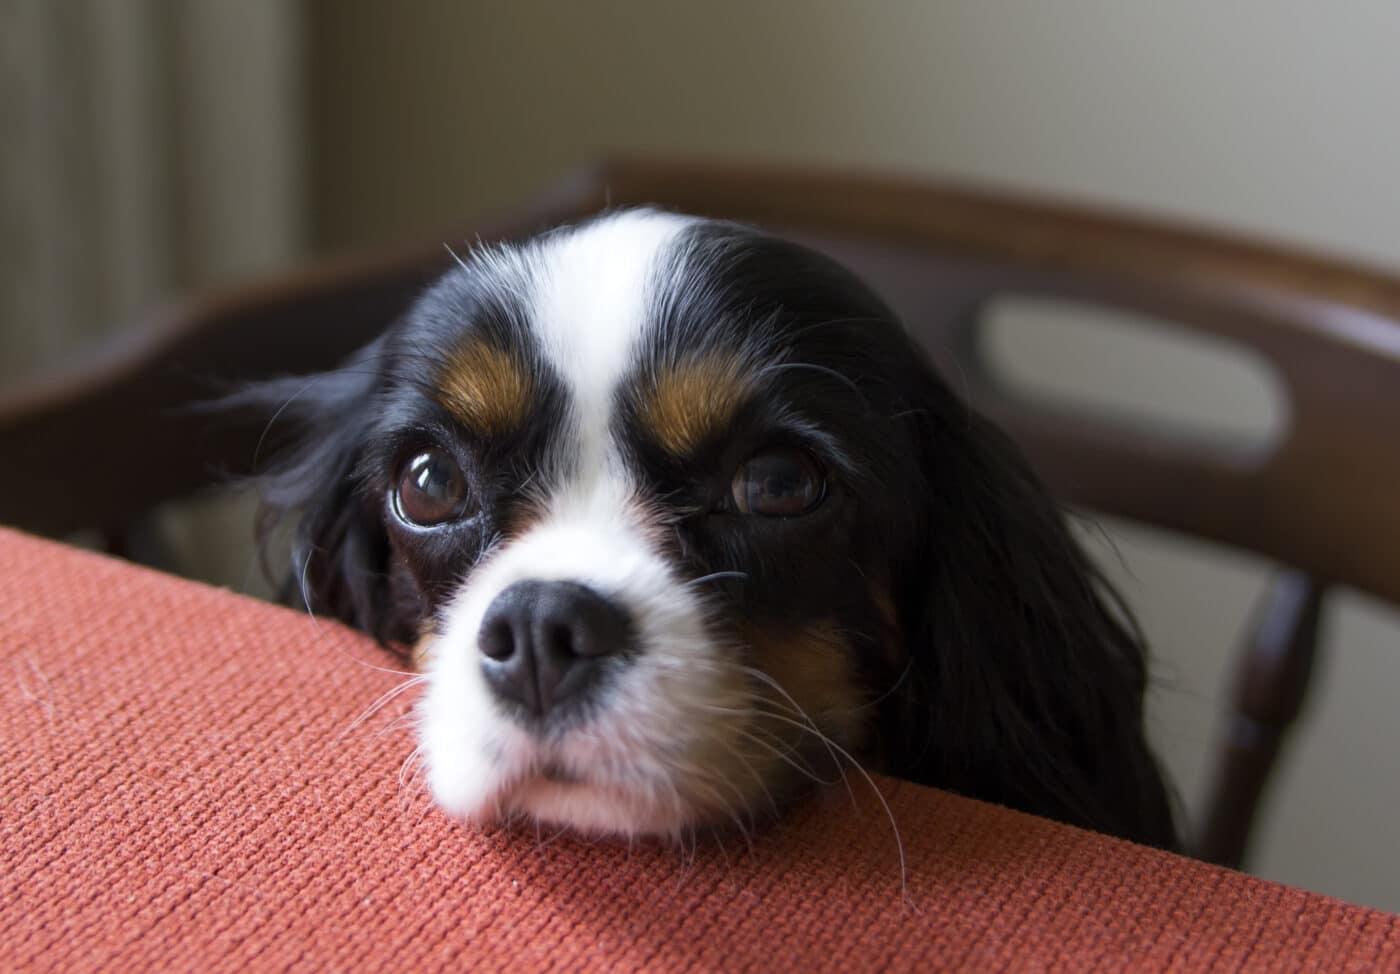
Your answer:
742,665 -> 856,807
748,707 -> 908,896
758,361 -> 867,401
251,378 -> 321,470
738,727 -> 839,787
860,656 -> 916,712
710,736 -> 780,822
397,745 -> 430,814
323,638 -> 421,679
532,820 -> 573,852
339,674 -> 428,740
684,571 -> 750,588
298,547 -> 321,630
708,825 -> 734,873
373,707 -> 425,739
886,408 -> 929,422
686,771 -> 758,852
731,664 -> 909,896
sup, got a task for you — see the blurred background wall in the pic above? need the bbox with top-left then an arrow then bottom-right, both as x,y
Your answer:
1,1 -> 304,379
4,0 -> 1397,911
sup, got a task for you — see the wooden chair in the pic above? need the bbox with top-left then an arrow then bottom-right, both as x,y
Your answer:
3,158 -> 1398,869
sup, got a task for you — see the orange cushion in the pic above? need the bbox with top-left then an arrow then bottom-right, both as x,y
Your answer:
2,526 -> 1396,971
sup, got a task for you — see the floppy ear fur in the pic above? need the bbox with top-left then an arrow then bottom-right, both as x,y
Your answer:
235,340 -> 416,646
885,364 -> 1179,850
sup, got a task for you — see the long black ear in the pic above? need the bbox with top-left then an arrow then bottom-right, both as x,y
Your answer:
887,365 -> 1178,850
230,340 -> 410,644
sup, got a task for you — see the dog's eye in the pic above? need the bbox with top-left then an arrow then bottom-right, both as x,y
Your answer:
394,450 -> 469,526
731,448 -> 825,517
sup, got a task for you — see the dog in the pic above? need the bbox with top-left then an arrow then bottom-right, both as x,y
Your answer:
248,209 -> 1177,850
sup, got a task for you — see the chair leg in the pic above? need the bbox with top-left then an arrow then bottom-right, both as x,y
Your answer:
1193,570 -> 1327,869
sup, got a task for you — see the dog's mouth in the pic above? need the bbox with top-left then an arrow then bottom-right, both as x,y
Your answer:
471,760 -> 697,838
537,760 -> 580,784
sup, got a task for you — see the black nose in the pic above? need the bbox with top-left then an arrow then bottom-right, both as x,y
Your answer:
477,580 -> 633,720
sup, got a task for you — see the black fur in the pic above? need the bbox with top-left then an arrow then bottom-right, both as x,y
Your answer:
246,213 -> 1178,850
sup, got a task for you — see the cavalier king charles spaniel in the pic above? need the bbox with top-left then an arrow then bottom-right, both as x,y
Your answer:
249,209 -> 1177,850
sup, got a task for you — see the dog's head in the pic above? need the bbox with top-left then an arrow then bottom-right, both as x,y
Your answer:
252,210 -> 1175,848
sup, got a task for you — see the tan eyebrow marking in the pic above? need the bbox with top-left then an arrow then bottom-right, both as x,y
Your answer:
436,340 -> 533,435
640,355 -> 754,456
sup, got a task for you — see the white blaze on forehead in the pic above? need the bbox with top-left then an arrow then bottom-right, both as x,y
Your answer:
420,209 -> 745,836
529,209 -> 695,470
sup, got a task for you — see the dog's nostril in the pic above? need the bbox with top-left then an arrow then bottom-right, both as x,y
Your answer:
478,619 -> 516,662
544,623 -> 575,660
560,591 -> 629,660
477,580 -> 634,719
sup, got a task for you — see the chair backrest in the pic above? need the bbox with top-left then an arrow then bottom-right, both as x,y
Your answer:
4,158 -> 1398,867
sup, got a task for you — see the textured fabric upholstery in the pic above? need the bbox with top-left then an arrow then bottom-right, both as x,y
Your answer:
2,527 -> 1396,971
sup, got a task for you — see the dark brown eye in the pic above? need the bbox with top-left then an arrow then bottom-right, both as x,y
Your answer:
730,448 -> 825,517
394,450 -> 469,526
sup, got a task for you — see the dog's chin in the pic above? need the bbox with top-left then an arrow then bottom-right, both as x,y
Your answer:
419,686 -> 756,840
419,692 -> 807,840
511,777 -> 704,838
427,760 -> 725,840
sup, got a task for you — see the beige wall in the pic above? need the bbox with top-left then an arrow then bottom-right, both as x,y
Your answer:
1,0 -> 304,379
308,1 -> 1400,910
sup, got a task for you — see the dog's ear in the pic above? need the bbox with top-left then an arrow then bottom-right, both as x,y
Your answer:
884,362 -> 1178,849
232,339 -> 411,644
